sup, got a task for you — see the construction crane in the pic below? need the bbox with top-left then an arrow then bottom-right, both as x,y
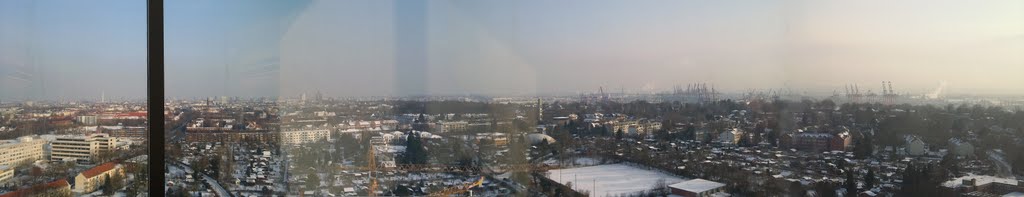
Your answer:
368,138 -> 380,197
427,176 -> 485,196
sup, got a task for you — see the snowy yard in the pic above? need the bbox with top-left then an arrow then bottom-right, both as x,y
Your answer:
544,164 -> 687,197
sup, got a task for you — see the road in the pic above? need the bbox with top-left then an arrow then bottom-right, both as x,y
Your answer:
167,110 -> 194,142
987,150 -> 1013,178
168,160 -> 231,197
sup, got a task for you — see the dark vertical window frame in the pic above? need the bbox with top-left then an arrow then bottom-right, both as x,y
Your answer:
147,0 -> 165,195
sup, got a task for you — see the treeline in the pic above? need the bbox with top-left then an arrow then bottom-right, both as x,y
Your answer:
392,101 -> 521,117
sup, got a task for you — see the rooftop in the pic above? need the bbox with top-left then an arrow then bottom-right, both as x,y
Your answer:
81,162 -> 119,179
0,179 -> 69,197
669,178 -> 727,193
545,164 -> 686,196
942,174 -> 1018,188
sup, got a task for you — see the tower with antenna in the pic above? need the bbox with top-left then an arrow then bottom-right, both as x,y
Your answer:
537,98 -> 543,123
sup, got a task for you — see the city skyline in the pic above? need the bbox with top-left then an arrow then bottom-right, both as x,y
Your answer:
3,1 -> 1024,196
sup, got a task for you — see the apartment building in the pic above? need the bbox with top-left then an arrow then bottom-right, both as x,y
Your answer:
50,133 -> 117,163
0,179 -> 71,197
279,128 -> 331,144
0,135 -> 46,168
0,166 -> 12,184
438,121 -> 469,133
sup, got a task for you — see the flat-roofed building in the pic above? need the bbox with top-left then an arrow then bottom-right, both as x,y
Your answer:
76,115 -> 97,125
279,128 -> 331,144
50,133 -> 117,163
104,126 -> 147,139
669,179 -> 727,197
0,165 -> 12,184
185,130 -> 278,143
438,121 -> 469,133
0,135 -> 46,168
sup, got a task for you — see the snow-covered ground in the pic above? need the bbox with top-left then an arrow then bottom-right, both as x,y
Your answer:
167,162 -> 229,197
545,164 -> 687,197
942,173 -> 1019,188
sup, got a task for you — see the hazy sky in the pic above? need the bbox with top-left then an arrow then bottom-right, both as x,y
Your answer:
168,0 -> 1024,98
2,1 -> 1022,100
0,0 -> 146,101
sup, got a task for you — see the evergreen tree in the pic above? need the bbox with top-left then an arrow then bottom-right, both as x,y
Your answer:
393,184 -> 412,196
900,163 -> 939,197
864,169 -> 876,190
845,169 -> 858,196
853,134 -> 874,159
812,182 -> 838,197
402,132 -> 428,164
210,156 -> 220,179
306,173 -> 320,190
103,174 -> 113,194
738,134 -> 752,147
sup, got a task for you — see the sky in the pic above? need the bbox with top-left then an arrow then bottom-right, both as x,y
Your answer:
2,1 -> 1022,100
0,0 -> 146,101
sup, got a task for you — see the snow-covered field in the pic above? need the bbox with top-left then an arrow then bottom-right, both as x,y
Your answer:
545,164 -> 687,197
942,173 -> 1019,188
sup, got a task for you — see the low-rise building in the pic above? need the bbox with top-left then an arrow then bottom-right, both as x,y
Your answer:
717,128 -> 743,146
904,135 -> 927,156
788,132 -> 834,152
949,138 -> 975,157
829,131 -> 853,151
0,179 -> 71,197
475,132 -> 508,148
941,175 -> 1024,196
73,162 -> 124,193
669,178 -> 727,197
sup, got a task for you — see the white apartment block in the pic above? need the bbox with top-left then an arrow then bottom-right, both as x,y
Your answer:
77,115 -> 98,125
0,165 -> 12,184
50,133 -> 117,163
0,135 -> 46,168
439,121 -> 468,133
279,128 -> 331,144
